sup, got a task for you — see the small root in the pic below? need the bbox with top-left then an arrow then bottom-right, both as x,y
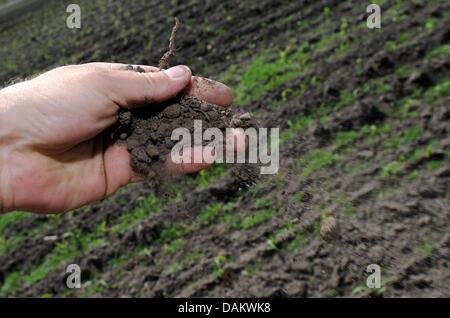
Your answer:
159,17 -> 181,70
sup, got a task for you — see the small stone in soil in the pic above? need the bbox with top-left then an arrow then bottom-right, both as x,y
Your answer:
320,216 -> 340,241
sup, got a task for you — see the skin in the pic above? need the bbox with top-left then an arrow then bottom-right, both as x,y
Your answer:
0,63 -> 234,214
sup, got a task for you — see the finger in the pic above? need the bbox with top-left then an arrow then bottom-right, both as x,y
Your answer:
224,128 -> 247,154
105,65 -> 192,108
184,76 -> 234,107
164,128 -> 247,176
102,143 -> 134,195
87,63 -> 233,106
165,145 -> 215,176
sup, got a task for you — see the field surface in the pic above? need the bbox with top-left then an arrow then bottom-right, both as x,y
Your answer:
0,0 -> 449,297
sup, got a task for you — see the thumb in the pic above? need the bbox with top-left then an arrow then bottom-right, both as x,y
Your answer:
107,65 -> 192,108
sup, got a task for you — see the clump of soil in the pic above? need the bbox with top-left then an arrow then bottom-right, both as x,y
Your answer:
113,92 -> 254,184
320,216 -> 340,242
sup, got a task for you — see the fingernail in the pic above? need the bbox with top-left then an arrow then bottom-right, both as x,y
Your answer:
164,65 -> 190,79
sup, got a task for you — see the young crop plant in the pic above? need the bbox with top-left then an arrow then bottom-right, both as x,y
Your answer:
414,241 -> 434,257
110,193 -> 162,234
379,161 -> 403,178
298,149 -> 339,178
214,254 -> 228,278
163,238 -> 185,255
196,203 -> 224,225
158,224 -> 187,243
239,209 -> 277,230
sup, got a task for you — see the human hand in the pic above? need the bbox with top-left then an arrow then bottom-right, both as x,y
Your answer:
0,63 -> 233,214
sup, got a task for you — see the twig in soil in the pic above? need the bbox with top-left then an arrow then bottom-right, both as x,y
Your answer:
159,17 -> 181,70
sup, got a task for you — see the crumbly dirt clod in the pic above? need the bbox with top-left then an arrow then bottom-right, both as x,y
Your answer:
320,216 -> 340,241
112,71 -> 256,185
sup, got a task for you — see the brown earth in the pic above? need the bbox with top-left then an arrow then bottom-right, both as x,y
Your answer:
115,94 -> 232,183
